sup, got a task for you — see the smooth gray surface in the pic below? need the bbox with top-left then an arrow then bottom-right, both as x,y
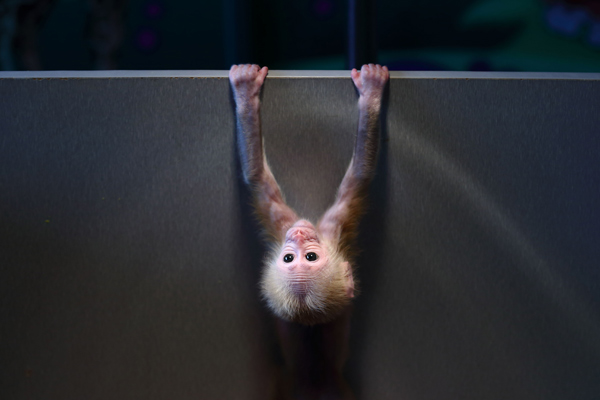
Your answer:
1,72 -> 599,400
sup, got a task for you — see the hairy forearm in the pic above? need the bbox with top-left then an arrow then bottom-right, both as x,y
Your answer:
234,93 -> 297,238
322,96 -> 382,233
334,95 -> 382,207
351,97 -> 382,182
235,96 -> 264,184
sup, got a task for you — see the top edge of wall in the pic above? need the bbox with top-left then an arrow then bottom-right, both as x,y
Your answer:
1,70 -> 600,80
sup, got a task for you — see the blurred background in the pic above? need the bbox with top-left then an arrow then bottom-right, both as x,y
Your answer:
1,0 -> 600,71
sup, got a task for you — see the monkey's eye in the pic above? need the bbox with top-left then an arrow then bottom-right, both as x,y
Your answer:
305,252 -> 318,262
283,254 -> 294,263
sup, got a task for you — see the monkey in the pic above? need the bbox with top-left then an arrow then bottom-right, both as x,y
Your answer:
229,63 -> 388,325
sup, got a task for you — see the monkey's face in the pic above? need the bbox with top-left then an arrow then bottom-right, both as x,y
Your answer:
277,220 -> 330,291
261,219 -> 354,323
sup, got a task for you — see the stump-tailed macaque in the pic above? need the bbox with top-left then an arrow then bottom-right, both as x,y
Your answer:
230,64 -> 388,325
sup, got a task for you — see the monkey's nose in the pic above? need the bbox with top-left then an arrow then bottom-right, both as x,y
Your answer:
287,262 -> 311,273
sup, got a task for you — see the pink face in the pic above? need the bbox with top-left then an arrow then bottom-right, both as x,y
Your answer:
277,220 -> 330,285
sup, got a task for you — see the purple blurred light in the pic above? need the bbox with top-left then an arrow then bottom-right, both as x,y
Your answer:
145,1 -> 164,18
314,0 -> 334,17
137,28 -> 158,50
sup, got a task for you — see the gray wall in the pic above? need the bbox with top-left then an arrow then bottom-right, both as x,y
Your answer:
1,71 -> 599,399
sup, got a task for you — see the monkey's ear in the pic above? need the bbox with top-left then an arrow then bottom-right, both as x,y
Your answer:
342,261 -> 355,298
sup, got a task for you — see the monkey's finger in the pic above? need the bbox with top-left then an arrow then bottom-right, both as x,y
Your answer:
245,64 -> 256,77
351,69 -> 362,90
257,66 -> 269,85
229,65 -> 239,80
229,65 -> 239,83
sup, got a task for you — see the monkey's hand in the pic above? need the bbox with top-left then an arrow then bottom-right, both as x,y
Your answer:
351,64 -> 389,109
229,64 -> 269,106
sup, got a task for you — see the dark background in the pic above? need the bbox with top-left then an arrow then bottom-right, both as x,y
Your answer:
2,0 -> 600,71
2,0 -> 600,398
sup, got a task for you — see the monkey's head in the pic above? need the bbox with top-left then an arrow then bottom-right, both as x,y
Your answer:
260,220 -> 355,325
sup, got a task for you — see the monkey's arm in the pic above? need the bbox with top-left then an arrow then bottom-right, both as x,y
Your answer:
318,64 -> 389,244
230,65 -> 299,241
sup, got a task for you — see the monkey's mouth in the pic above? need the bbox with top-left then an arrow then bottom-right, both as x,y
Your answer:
286,228 -> 319,244
289,280 -> 309,297
286,219 -> 319,243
